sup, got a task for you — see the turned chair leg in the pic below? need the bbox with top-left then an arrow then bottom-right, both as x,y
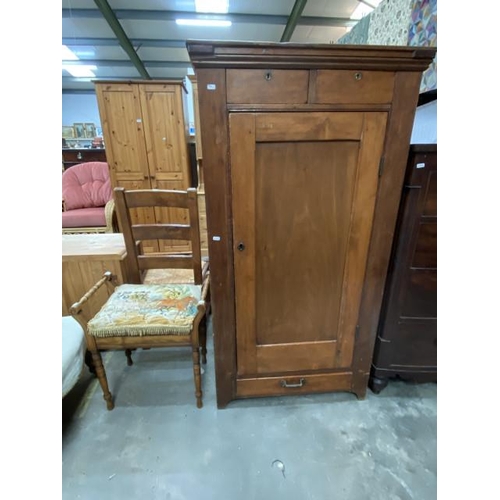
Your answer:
199,316 -> 207,365
192,347 -> 203,409
125,349 -> 134,366
90,349 -> 114,410
84,349 -> 96,375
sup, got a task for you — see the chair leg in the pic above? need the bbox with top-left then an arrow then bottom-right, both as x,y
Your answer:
192,347 -> 203,409
199,316 -> 207,365
125,349 -> 134,366
84,349 -> 96,375
90,349 -> 114,410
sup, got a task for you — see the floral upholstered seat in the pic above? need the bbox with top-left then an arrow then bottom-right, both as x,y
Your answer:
88,284 -> 202,338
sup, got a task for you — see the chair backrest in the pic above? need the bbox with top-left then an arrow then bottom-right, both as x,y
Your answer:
114,187 -> 203,285
62,162 -> 112,210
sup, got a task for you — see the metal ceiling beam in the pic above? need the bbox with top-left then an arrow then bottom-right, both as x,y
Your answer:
281,0 -> 308,42
63,37 -> 187,48
92,0 -> 150,79
62,9 -> 357,27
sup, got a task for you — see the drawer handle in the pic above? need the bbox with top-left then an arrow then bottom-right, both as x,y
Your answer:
77,152 -> 83,160
354,72 -> 362,81
264,71 -> 273,81
280,378 -> 305,388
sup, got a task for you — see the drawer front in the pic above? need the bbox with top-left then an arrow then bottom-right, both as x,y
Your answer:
376,321 -> 437,369
236,372 -> 352,398
401,269 -> 437,318
412,221 -> 437,268
313,70 -> 395,104
227,69 -> 309,104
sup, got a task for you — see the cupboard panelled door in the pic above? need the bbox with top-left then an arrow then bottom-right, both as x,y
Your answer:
97,83 -> 158,252
230,112 -> 387,376
139,84 -> 191,253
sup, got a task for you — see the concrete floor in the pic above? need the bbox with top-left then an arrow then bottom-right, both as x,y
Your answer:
62,319 -> 437,500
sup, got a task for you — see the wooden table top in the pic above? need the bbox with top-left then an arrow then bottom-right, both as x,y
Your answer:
62,233 -> 127,261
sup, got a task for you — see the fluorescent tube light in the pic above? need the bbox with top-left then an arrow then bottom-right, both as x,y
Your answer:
62,65 -> 97,77
175,19 -> 231,27
62,45 -> 78,60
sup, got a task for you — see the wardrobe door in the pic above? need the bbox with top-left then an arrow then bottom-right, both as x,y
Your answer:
139,83 -> 192,253
230,112 -> 387,377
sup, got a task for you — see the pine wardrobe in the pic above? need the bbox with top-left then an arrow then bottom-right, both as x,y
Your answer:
94,80 -> 192,254
187,42 -> 436,408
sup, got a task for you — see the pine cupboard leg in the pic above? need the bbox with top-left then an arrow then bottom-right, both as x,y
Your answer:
91,349 -> 114,410
192,347 -> 203,408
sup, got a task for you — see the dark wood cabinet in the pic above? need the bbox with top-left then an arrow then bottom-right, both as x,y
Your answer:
369,144 -> 437,393
187,41 -> 436,408
62,148 -> 107,170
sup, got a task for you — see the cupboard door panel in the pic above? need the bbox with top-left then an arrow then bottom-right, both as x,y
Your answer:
95,83 -> 149,183
254,140 -> 359,347
230,112 -> 387,376
139,84 -> 191,185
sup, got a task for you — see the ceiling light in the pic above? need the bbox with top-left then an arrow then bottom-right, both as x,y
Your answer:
62,45 -> 78,61
62,65 -> 97,77
175,19 -> 231,27
195,0 -> 229,13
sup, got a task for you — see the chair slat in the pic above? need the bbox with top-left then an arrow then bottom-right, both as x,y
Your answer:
137,255 -> 194,270
123,190 -> 190,208
132,224 -> 191,241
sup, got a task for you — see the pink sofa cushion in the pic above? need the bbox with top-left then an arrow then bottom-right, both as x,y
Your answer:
62,207 -> 106,228
62,162 -> 112,211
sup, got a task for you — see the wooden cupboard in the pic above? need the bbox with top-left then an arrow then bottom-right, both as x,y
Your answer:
62,233 -> 129,318
369,144 -> 437,393
187,41 -> 436,408
94,80 -> 192,253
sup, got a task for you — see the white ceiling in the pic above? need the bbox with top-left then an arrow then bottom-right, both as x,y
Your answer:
62,0 -> 367,91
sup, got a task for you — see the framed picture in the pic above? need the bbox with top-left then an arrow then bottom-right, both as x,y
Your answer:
84,123 -> 96,138
62,126 -> 74,139
73,123 -> 85,138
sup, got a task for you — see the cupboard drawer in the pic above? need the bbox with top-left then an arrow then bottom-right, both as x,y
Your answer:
313,70 -> 395,104
227,69 -> 309,104
236,372 -> 352,398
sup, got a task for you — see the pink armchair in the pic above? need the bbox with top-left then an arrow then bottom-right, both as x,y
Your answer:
62,161 -> 116,234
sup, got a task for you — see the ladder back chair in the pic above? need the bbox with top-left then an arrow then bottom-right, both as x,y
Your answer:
70,187 -> 209,410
